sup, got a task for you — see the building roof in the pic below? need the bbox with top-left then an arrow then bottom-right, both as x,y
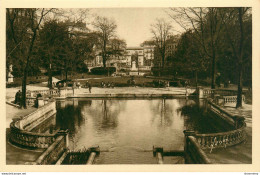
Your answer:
126,47 -> 143,50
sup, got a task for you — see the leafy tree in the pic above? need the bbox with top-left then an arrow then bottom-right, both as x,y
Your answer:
6,8 -> 54,108
172,30 -> 209,86
38,20 -> 69,87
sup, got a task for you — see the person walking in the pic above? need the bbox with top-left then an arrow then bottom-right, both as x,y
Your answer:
88,81 -> 92,93
85,81 -> 89,88
101,81 -> 104,88
111,82 -> 115,88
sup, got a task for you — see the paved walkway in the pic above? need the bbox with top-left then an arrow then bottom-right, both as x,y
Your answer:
6,85 -> 49,102
74,87 -> 195,97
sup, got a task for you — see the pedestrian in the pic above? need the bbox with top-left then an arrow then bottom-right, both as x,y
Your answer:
35,93 -> 42,108
111,82 -> 115,88
86,81 -> 89,88
14,90 -> 21,104
88,81 -> 92,93
184,80 -> 188,87
77,82 -> 81,88
101,81 -> 104,88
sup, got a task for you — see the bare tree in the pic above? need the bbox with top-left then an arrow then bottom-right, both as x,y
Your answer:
92,16 -> 117,68
219,7 -> 251,108
168,8 -> 224,89
150,18 -> 172,70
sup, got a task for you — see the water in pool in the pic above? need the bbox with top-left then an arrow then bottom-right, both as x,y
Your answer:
52,98 -> 229,164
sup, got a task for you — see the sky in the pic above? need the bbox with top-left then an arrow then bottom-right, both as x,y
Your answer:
88,8 -> 182,47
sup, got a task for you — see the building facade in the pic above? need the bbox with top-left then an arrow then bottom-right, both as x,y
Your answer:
85,34 -> 180,73
86,45 -> 155,71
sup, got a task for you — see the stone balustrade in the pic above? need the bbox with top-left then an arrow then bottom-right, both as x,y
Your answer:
221,95 -> 245,106
191,99 -> 247,153
18,101 -> 56,131
26,97 -> 36,107
59,87 -> 74,98
206,100 -> 236,126
202,88 -> 215,98
27,89 -> 60,97
34,131 -> 68,165
9,122 -> 56,148
184,131 -> 211,164
197,87 -> 245,100
195,123 -> 246,151
9,101 -> 58,149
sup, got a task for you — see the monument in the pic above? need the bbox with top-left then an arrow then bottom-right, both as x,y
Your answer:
7,64 -> 14,83
129,61 -> 138,75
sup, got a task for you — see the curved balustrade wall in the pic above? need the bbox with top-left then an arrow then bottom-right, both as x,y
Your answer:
192,98 -> 247,151
9,101 -> 58,148
195,123 -> 246,150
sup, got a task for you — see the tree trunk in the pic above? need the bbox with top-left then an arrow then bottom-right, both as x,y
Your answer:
236,8 -> 244,108
48,63 -> 52,89
21,29 -> 37,108
236,62 -> 243,108
21,68 -> 28,108
65,70 -> 68,81
211,54 -> 216,89
162,54 -> 165,69
103,55 -> 106,68
195,70 -> 198,88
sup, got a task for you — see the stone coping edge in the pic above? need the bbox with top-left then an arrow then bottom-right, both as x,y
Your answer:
54,93 -> 195,99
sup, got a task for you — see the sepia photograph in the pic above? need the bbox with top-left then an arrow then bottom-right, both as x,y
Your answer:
2,1 -> 258,171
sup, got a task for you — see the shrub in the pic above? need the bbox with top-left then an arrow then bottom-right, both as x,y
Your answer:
77,64 -> 89,73
151,67 -> 175,76
91,67 -> 116,75
6,82 -> 21,88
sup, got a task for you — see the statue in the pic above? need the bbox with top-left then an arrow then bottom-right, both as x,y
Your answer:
7,64 -> 14,83
131,61 -> 137,71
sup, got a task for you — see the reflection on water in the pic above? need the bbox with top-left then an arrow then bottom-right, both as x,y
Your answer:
19,98 -> 234,164
55,98 -> 199,151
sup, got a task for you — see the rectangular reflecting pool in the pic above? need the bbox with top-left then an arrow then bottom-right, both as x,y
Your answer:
52,98 -> 232,164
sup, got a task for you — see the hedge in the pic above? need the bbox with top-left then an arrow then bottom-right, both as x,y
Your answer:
91,67 -> 116,75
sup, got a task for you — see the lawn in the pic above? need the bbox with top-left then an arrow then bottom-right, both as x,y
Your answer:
77,76 -> 155,87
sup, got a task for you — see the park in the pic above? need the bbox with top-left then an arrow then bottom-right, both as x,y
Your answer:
5,8 -> 252,165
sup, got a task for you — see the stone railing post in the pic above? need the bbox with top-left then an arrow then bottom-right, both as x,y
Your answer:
56,129 -> 69,148
59,88 -> 67,98
196,86 -> 203,99
37,97 -> 44,107
214,94 -> 221,105
232,115 -> 245,129
183,130 -> 195,163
